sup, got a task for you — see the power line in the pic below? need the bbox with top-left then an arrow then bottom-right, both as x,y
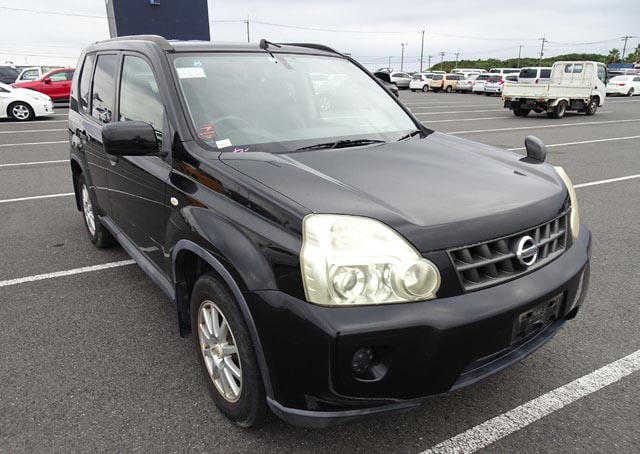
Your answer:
0,5 -> 109,19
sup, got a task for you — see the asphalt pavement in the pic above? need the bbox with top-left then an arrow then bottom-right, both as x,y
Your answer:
0,92 -> 638,453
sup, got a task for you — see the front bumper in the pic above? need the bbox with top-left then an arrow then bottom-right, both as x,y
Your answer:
32,99 -> 55,117
246,226 -> 591,428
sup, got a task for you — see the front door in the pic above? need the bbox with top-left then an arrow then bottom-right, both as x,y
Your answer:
106,54 -> 170,270
45,69 -> 74,100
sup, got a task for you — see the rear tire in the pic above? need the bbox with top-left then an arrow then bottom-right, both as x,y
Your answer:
8,102 -> 34,121
585,97 -> 598,116
627,88 -> 634,97
445,86 -> 452,93
513,109 -> 531,117
548,101 -> 567,119
410,89 -> 416,92
78,175 -> 117,248
191,272 -> 267,427
422,85 -> 429,92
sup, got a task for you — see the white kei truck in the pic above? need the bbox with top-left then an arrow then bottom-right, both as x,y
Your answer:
502,61 -> 608,118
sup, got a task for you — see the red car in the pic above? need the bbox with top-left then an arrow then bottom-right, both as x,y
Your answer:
12,67 -> 75,101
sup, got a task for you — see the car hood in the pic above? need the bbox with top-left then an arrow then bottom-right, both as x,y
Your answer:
220,132 -> 568,251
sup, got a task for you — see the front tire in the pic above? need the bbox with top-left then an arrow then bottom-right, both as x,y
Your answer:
445,85 -> 452,93
422,85 -> 429,92
8,102 -> 34,121
191,272 -> 267,427
79,175 -> 117,248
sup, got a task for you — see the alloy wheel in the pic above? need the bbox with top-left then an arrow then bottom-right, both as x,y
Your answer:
11,104 -> 30,120
81,184 -> 96,236
198,300 -> 242,403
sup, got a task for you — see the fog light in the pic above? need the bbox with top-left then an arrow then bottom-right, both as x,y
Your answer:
351,347 -> 374,374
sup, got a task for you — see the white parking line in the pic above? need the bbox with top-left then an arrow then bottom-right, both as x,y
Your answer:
0,160 -> 68,168
0,193 -> 74,204
508,135 -> 640,151
575,174 -> 640,188
414,109 -> 505,115
410,103 -> 500,110
0,140 -> 67,148
425,116 -> 512,124
0,260 -> 136,288
0,128 -> 66,134
450,118 -> 640,135
0,119 -> 67,125
420,349 -> 640,454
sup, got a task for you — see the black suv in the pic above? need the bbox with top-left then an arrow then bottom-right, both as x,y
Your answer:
69,35 -> 591,428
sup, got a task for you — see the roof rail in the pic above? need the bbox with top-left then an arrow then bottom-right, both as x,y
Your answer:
277,43 -> 343,56
93,35 -> 174,51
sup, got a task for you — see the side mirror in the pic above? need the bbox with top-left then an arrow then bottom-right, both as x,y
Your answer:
102,121 -> 160,157
43,77 -> 52,84
522,135 -> 547,163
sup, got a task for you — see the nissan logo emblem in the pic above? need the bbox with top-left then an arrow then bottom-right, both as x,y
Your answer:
515,235 -> 539,267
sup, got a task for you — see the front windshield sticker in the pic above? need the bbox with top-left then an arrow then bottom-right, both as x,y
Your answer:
176,67 -> 206,79
197,124 -> 215,140
216,138 -> 232,148
233,147 -> 249,153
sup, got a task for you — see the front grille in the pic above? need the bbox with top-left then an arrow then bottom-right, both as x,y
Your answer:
448,210 -> 570,292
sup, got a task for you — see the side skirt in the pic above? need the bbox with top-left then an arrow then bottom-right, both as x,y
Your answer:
99,215 -> 175,302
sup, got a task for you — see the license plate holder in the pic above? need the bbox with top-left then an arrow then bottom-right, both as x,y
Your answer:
512,294 -> 563,343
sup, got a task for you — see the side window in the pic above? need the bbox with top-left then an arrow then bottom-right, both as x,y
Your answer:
79,54 -> 95,113
91,54 -> 118,124
540,69 -> 551,78
63,70 -> 75,81
22,69 -> 39,80
119,55 -> 164,143
634,77 -> 640,82
49,71 -> 67,82
597,66 -> 607,83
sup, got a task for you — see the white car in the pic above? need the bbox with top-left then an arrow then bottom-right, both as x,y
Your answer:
409,72 -> 435,91
0,82 -> 54,121
472,74 -> 491,93
455,74 -> 479,92
518,67 -> 552,84
15,66 -> 63,82
606,75 -> 640,97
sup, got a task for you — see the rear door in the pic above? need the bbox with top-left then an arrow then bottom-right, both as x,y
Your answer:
106,53 -> 170,269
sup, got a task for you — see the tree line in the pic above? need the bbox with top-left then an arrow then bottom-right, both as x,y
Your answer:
427,45 -> 640,72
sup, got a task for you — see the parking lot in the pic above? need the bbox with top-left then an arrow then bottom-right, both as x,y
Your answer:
1,92 -> 639,453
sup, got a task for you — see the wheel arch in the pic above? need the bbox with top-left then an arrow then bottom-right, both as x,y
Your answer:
171,239 -> 275,398
6,100 -> 34,118
70,156 -> 84,211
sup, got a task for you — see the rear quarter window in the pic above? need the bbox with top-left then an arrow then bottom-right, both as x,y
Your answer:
519,68 -> 538,78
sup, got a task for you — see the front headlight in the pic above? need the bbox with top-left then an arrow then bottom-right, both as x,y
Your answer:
554,166 -> 580,240
300,214 -> 441,306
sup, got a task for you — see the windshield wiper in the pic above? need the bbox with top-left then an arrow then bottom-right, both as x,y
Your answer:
295,139 -> 386,151
397,130 -> 423,141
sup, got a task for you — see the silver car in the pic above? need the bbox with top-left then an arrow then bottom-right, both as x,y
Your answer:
456,74 -> 479,92
390,71 -> 412,89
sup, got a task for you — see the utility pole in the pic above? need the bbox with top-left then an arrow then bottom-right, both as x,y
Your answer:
455,52 -> 459,69
439,51 -> 445,71
419,29 -> 425,72
245,16 -> 250,43
427,55 -> 434,70
400,43 -> 408,72
538,35 -> 546,67
517,45 -> 523,68
621,36 -> 638,61
388,56 -> 392,69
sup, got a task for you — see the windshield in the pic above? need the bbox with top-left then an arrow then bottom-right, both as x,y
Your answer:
172,53 -> 417,152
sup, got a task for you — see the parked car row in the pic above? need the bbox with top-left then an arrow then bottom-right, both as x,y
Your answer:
406,67 -> 553,95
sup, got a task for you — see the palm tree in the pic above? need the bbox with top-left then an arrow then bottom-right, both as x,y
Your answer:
607,48 -> 621,63
626,44 -> 640,63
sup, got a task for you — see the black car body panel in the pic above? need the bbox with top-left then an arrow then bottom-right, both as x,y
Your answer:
68,36 -> 591,428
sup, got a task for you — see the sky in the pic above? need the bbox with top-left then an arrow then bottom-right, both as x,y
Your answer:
0,0 -> 638,72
